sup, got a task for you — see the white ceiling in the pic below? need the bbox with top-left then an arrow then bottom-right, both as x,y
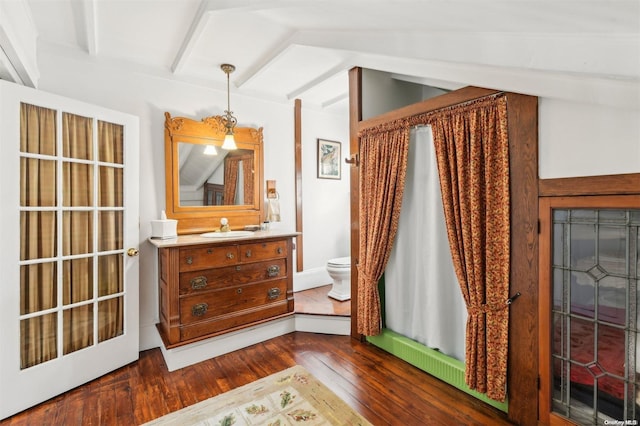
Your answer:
25,0 -> 640,112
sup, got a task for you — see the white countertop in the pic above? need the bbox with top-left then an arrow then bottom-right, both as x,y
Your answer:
148,229 -> 300,248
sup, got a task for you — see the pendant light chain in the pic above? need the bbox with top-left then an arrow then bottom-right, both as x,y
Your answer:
220,63 -> 238,150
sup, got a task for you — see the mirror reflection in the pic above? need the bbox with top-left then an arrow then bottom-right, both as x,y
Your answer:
164,112 -> 264,234
178,142 -> 254,206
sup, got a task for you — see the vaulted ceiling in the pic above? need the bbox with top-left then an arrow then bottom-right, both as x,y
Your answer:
25,0 -> 640,112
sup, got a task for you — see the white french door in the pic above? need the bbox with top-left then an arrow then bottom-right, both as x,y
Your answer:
0,80 -> 140,420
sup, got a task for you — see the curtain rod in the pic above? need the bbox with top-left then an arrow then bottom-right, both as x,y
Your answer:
358,92 -> 505,137
357,88 -> 502,133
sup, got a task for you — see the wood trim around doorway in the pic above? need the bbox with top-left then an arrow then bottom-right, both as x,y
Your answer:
294,99 -> 303,272
538,192 -> 640,425
539,173 -> 640,197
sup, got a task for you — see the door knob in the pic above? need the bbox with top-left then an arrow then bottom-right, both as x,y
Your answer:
127,248 -> 139,257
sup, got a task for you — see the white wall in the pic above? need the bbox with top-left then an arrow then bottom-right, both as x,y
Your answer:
539,98 -> 640,178
34,45 -> 350,349
300,106 -> 350,271
362,69 -> 424,120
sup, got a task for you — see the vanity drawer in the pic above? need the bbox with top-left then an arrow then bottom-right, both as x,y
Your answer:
179,259 -> 287,295
179,279 -> 288,325
179,302 -> 291,342
155,235 -> 296,348
179,245 -> 238,272
239,240 -> 288,262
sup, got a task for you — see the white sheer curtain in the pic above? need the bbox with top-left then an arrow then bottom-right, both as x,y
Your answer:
385,126 -> 467,362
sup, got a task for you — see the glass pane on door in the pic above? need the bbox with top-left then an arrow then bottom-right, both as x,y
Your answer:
20,313 -> 57,369
18,106 -> 127,369
97,120 -> 125,344
552,208 -> 640,424
19,104 -> 58,369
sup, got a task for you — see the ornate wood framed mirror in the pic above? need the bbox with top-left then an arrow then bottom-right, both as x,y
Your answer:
164,112 -> 264,234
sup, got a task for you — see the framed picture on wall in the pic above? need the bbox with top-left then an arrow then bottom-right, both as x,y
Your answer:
317,139 -> 341,180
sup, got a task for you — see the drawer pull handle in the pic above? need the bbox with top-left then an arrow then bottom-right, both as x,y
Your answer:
267,265 -> 280,277
186,256 -> 193,265
236,266 -> 241,271
191,303 -> 208,317
237,288 -> 243,294
207,249 -> 213,254
268,288 -> 281,300
277,247 -> 283,254
226,252 -> 235,259
245,249 -> 252,257
190,276 -> 207,290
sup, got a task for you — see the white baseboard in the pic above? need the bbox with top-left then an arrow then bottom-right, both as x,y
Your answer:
156,313 -> 351,371
160,317 -> 296,372
295,314 -> 351,335
139,322 -> 162,352
151,267 -> 350,371
293,267 -> 331,292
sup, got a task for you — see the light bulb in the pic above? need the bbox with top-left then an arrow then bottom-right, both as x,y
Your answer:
222,133 -> 237,150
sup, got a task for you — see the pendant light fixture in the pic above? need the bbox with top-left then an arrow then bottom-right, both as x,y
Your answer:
220,63 -> 238,150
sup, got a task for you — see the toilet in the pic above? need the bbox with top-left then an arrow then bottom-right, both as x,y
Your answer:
326,257 -> 351,301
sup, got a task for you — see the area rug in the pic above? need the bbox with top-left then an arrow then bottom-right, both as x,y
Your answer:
143,365 -> 372,425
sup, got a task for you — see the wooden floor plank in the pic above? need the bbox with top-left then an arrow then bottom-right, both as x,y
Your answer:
294,285 -> 351,316
114,377 -> 136,426
3,291 -> 513,426
2,332 -> 512,425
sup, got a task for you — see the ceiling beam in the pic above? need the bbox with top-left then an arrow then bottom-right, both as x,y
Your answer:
234,31 -> 298,88
198,0 -> 294,13
172,0 -> 298,75
321,92 -> 349,109
0,0 -> 39,86
71,0 -> 98,55
171,0 -> 211,74
286,61 -> 350,99
389,73 -> 464,91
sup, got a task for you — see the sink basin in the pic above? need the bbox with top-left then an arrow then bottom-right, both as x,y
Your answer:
200,231 -> 255,238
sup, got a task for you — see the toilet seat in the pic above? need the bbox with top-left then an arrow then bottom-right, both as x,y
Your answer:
327,257 -> 350,268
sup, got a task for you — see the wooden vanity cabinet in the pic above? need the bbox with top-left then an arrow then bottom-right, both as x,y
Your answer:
156,236 -> 294,348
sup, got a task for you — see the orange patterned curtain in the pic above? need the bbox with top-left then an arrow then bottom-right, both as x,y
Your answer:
357,124 -> 410,335
430,95 -> 510,401
242,155 -> 254,205
223,154 -> 253,205
223,156 -> 239,204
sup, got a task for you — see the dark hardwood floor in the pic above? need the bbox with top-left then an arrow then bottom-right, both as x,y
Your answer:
2,288 -> 512,426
